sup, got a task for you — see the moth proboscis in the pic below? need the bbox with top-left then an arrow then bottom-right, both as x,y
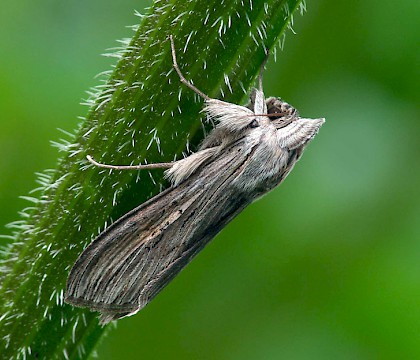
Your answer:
65,35 -> 325,324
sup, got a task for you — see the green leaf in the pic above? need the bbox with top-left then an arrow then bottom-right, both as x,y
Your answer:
0,0 -> 304,358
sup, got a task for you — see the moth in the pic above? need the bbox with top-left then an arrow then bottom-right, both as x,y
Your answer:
65,35 -> 325,324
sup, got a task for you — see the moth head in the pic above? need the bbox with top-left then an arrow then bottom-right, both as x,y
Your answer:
263,96 -> 300,130
265,97 -> 298,119
250,96 -> 323,149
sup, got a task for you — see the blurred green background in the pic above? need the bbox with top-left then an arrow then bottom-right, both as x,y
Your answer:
1,0 -> 419,359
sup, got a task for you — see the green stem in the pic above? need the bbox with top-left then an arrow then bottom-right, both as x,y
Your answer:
0,0 -> 304,358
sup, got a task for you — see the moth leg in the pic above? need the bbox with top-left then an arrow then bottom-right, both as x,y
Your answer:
86,155 -> 173,170
258,48 -> 270,92
169,35 -> 210,100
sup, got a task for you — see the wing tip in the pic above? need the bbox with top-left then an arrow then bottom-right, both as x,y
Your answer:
65,294 -> 141,324
98,311 -> 133,325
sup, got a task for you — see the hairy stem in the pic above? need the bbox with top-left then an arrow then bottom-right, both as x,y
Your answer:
0,0 -> 304,358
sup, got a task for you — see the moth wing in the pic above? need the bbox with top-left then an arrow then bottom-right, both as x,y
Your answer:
66,184 -> 189,321
65,146 -> 251,323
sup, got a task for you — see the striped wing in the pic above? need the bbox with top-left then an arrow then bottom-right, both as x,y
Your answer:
65,146 -> 251,324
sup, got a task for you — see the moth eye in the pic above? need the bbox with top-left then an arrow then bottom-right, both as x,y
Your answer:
249,119 -> 259,128
268,113 -> 285,121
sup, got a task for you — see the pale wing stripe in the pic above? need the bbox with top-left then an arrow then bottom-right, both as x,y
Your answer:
109,157 -> 242,306
100,189 -> 204,305
137,153 -> 252,305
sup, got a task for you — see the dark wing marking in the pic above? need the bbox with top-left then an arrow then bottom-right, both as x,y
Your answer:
65,143 -> 254,323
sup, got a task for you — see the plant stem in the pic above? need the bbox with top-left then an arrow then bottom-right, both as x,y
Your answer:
0,0 -> 304,358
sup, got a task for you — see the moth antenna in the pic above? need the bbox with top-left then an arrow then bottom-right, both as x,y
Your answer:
258,48 -> 270,92
169,35 -> 210,100
86,155 -> 173,170
240,113 -> 292,119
